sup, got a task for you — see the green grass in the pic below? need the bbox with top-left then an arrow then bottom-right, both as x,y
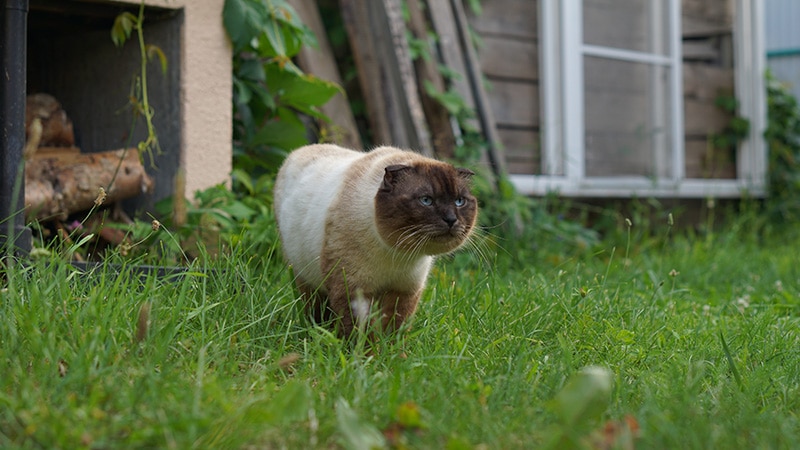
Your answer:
2,221 -> 799,449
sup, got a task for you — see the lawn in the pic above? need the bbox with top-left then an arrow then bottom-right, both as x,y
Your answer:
2,216 -> 799,449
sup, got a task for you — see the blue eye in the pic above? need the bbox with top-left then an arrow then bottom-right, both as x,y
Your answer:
419,196 -> 433,206
455,197 -> 466,207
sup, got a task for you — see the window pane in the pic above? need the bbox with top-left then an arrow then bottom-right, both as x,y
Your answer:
584,56 -> 672,177
583,0 -> 671,55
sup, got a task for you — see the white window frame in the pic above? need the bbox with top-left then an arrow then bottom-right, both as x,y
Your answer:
513,0 -> 767,198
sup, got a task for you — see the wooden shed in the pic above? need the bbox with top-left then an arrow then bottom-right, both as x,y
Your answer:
314,0 -> 766,200
467,0 -> 766,198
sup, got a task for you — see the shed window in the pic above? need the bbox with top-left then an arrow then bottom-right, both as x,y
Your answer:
516,0 -> 766,198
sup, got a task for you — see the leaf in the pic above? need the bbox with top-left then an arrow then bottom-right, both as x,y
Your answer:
237,59 -> 266,82
335,398 -> 386,450
247,111 -> 308,151
232,77 -> 253,105
146,44 -> 168,75
231,168 -> 255,195
111,12 -> 137,47
266,65 -> 342,110
719,331 -> 743,388
550,366 -> 613,427
261,17 -> 288,57
223,0 -> 267,50
395,401 -> 426,429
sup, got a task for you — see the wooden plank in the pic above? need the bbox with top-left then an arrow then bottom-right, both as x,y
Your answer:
682,16 -> 731,37
487,79 -> 539,127
682,0 -> 733,26
289,0 -> 362,150
427,0 -> 478,130
451,0 -> 506,175
477,36 -> 538,81
684,98 -> 731,136
684,138 -> 736,179
428,0 -> 506,176
407,0 -> 456,157
340,0 -> 431,152
683,64 -> 734,100
381,0 -> 431,153
497,128 -> 540,175
466,0 -> 537,40
683,39 -> 719,61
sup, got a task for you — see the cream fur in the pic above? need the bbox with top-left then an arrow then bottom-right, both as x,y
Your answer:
273,144 -> 434,295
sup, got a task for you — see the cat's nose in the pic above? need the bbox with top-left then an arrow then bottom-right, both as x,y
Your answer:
443,213 -> 457,228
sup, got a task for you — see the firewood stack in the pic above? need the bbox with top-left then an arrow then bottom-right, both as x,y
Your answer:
23,93 -> 154,221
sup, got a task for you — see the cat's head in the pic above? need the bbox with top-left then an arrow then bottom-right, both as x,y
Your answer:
374,161 -> 478,255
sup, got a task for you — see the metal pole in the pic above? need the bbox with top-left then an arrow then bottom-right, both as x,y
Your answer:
1,0 -> 31,256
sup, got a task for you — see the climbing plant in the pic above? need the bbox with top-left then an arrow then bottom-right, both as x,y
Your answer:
764,71 -> 800,223
223,0 -> 341,186
110,2 -> 166,166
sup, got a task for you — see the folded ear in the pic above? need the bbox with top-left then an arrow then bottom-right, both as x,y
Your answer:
457,167 -> 475,179
380,165 -> 412,192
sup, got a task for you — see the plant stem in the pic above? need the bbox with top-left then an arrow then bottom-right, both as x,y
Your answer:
135,2 -> 158,159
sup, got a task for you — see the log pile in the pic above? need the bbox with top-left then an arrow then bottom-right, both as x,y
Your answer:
23,93 -> 154,221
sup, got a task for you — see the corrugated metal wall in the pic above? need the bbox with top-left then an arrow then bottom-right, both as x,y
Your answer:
765,0 -> 800,100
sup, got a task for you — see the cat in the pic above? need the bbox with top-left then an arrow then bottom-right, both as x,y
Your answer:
273,144 -> 478,337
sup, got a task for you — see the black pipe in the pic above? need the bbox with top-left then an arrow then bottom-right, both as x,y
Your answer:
0,0 -> 31,256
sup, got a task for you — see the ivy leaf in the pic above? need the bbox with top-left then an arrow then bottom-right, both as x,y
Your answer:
261,16 -> 288,57
247,109 -> 308,151
223,0 -> 267,51
237,59 -> 266,82
146,44 -> 168,75
231,168 -> 255,195
111,12 -> 137,47
266,64 -> 341,110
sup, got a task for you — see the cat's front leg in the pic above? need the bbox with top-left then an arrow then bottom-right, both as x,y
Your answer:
378,290 -> 421,333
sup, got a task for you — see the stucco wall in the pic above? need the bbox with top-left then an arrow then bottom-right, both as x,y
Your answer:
139,0 -> 233,197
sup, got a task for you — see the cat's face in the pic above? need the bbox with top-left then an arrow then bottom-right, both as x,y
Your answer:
374,161 -> 477,255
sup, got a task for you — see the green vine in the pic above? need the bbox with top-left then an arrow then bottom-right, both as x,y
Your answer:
110,3 -> 167,165
711,93 -> 750,151
764,71 -> 800,223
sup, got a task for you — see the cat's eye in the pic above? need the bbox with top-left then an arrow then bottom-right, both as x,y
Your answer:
419,196 -> 433,206
455,197 -> 467,207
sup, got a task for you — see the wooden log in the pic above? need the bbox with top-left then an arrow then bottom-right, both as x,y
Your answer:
25,148 -> 154,221
288,0 -> 363,150
25,93 -> 75,147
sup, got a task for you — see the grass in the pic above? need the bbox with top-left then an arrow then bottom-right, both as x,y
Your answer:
2,217 -> 799,449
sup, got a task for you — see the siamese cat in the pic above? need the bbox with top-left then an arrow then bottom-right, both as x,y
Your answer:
274,144 -> 478,337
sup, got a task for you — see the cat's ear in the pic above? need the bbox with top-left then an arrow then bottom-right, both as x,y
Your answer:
457,168 -> 475,179
380,165 -> 412,192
